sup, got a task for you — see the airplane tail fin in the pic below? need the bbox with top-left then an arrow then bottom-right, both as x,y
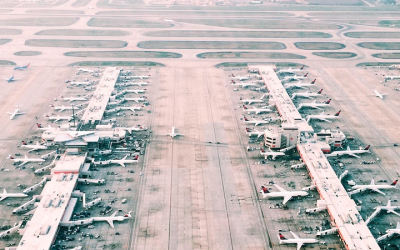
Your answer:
134,155 -> 139,160
278,233 -> 286,240
311,79 -> 316,84
397,222 -> 400,229
125,211 -> 132,218
334,110 -> 341,116
243,105 -> 247,110
27,62 -> 30,68
3,189 -> 6,194
304,72 -> 308,77
300,65 -> 305,70
325,99 -> 331,104
391,180 -> 398,186
364,145 -> 370,150
261,186 -> 269,194
7,154 -> 14,159
243,116 -> 249,121
318,88 -> 323,94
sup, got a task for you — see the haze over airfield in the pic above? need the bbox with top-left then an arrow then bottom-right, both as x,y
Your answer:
1,0 -> 400,249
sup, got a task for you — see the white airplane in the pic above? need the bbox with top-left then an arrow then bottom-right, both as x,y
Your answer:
291,89 -> 323,99
243,116 -> 270,126
4,73 -> 17,82
0,189 -> 28,201
125,89 -> 146,94
298,99 -> 331,110
54,105 -> 80,112
14,62 -> 30,71
277,65 -> 305,74
374,90 -> 385,100
349,179 -> 398,196
0,222 -> 21,239
110,155 -> 139,168
129,75 -> 150,80
7,106 -> 26,120
63,96 -> 87,102
77,67 -> 98,73
21,142 -> 47,152
377,221 -> 400,242
285,79 -> 316,89
46,114 -> 74,122
36,123 -> 53,130
123,82 -> 149,87
231,74 -> 251,81
385,75 -> 400,80
283,72 -> 309,82
7,154 -> 45,166
260,148 -> 285,160
278,231 -> 318,250
326,145 -> 370,158
242,105 -> 272,115
259,184 -> 308,204
366,200 -> 400,225
306,110 -> 341,123
70,81 -> 92,86
165,127 -> 184,138
163,19 -> 174,22
237,82 -> 258,88
245,128 -> 264,138
124,97 -> 146,103
91,210 -> 132,228
241,94 -> 267,105
118,126 -> 147,134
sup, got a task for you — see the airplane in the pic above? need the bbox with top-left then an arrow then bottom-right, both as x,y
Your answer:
46,114 -> 74,122
284,79 -> 316,89
91,210 -> 132,228
374,90 -> 385,100
21,142 -> 47,152
298,99 -> 331,110
365,200 -> 400,225
7,154 -> 45,166
118,126 -> 147,134
125,89 -> 146,94
54,105 -> 80,112
260,148 -> 286,160
241,94 -> 267,105
163,19 -> 174,22
245,128 -> 264,138
231,74 -> 251,81
14,62 -> 30,71
283,72 -> 309,82
165,127 -> 184,138
0,189 -> 28,201
237,82 -> 259,88
385,75 -> 400,80
110,155 -> 139,168
278,231 -> 318,250
243,116 -> 270,126
306,110 -> 341,123
0,222 -> 21,239
129,75 -> 150,80
77,67 -> 99,73
36,123 -> 53,130
70,81 -> 92,86
242,105 -> 272,115
7,105 -> 26,120
260,184 -> 308,204
349,179 -> 398,196
291,89 -> 323,99
121,82 -> 149,87
277,65 -> 305,74
124,97 -> 146,103
325,145 -> 370,158
377,221 -> 400,242
63,96 -> 87,102
4,73 -> 17,82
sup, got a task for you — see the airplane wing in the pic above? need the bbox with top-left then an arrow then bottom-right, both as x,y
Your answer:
318,118 -> 333,123
274,184 -> 287,193
296,242 -> 304,250
290,231 -> 300,239
389,210 -> 400,217
283,195 -> 293,204
370,188 -> 386,196
345,153 -> 360,158
27,148 -> 36,153
107,219 -> 115,228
